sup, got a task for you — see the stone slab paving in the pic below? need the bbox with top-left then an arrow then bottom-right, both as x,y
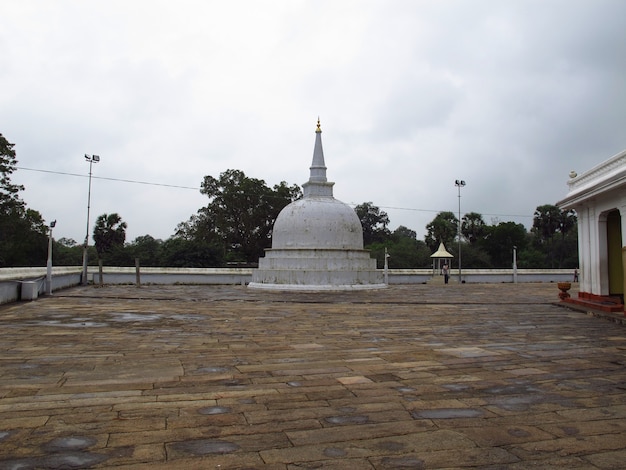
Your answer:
0,283 -> 625,469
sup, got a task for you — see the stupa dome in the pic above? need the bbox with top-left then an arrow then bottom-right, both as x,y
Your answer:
271,197 -> 364,250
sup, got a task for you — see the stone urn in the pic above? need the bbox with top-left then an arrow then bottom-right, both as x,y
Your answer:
557,282 -> 572,300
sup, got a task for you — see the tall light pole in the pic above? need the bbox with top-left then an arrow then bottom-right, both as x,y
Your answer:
513,245 -> 518,284
455,179 -> 466,283
82,154 -> 100,285
46,220 -> 56,295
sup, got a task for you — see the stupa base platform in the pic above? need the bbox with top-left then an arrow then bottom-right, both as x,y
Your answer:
248,282 -> 387,291
250,248 -> 385,291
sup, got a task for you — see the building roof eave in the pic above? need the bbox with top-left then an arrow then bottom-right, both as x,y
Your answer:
557,169 -> 626,209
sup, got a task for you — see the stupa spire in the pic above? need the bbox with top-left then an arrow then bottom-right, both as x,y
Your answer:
303,118 -> 334,198
309,117 -> 327,183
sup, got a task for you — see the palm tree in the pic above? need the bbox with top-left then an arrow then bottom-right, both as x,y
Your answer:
461,212 -> 487,244
93,213 -> 127,260
533,205 -> 559,267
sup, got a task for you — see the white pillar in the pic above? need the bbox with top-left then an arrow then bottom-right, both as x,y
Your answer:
578,206 -> 593,294
597,212 -> 610,295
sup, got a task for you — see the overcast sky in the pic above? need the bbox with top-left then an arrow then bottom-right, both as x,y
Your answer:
2,1 -> 625,245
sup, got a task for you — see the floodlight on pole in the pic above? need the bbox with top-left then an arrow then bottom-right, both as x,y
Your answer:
455,179 -> 466,283
82,154 -> 100,285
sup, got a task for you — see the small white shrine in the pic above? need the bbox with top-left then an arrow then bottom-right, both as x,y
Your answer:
430,241 -> 454,275
249,120 -> 385,291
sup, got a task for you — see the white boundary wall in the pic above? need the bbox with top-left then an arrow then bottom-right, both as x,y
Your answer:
0,267 -> 576,305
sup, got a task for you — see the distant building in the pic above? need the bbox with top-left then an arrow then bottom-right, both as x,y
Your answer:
557,149 -> 625,312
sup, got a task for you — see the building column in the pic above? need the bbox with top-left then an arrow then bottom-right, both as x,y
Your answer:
585,205 -> 604,295
597,211 -> 610,296
620,202 -> 626,248
618,202 -> 626,304
577,206 -> 592,294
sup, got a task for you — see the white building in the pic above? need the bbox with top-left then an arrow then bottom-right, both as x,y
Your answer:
557,149 -> 625,312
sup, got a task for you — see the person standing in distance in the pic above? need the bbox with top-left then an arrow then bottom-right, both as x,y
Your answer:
442,264 -> 450,284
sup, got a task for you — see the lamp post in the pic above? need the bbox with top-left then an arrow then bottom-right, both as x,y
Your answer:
46,220 -> 56,295
455,179 -> 466,283
384,247 -> 390,285
82,154 -> 100,285
513,245 -> 518,284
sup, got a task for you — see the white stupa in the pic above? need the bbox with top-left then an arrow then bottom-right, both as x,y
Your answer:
248,120 -> 385,291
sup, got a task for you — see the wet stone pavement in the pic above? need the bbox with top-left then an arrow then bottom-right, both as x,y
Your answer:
0,283 -> 625,469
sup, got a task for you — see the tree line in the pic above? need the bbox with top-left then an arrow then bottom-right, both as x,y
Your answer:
1,132 -> 577,269
356,203 -> 577,269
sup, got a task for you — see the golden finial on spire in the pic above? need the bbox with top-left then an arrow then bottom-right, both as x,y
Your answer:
316,117 -> 322,133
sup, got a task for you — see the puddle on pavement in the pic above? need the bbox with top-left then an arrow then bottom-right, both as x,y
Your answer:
491,392 -> 572,411
375,441 -> 407,451
336,406 -> 356,413
0,452 -> 109,469
381,456 -> 425,468
64,321 -> 109,328
196,366 -> 233,373
324,447 -> 347,457
325,415 -> 369,425
508,428 -> 532,438
0,436 -> 109,470
109,312 -> 162,322
560,426 -> 580,436
483,384 -> 541,395
411,408 -> 484,419
45,452 -> 109,468
198,406 -> 231,415
28,319 -> 109,328
170,439 -> 240,455
219,379 -> 245,387
442,383 -> 471,392
492,396 -> 537,411
43,436 -> 97,452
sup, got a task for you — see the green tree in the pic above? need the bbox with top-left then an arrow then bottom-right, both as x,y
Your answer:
532,204 -> 577,268
53,237 -> 85,266
1,208 -> 48,266
556,209 -> 577,268
354,202 -> 391,246
126,235 -> 163,266
532,204 -> 560,267
481,221 -> 527,268
197,169 -> 301,263
93,213 -> 127,261
462,212 -> 487,244
517,244 -> 546,268
389,226 -> 431,268
368,226 -> 431,268
425,211 -> 458,251
460,243 -> 492,268
175,209 -> 219,243
158,237 -> 223,267
0,133 -> 49,266
0,133 -> 24,215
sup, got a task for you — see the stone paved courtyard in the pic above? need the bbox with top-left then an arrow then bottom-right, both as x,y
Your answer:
0,283 -> 625,469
